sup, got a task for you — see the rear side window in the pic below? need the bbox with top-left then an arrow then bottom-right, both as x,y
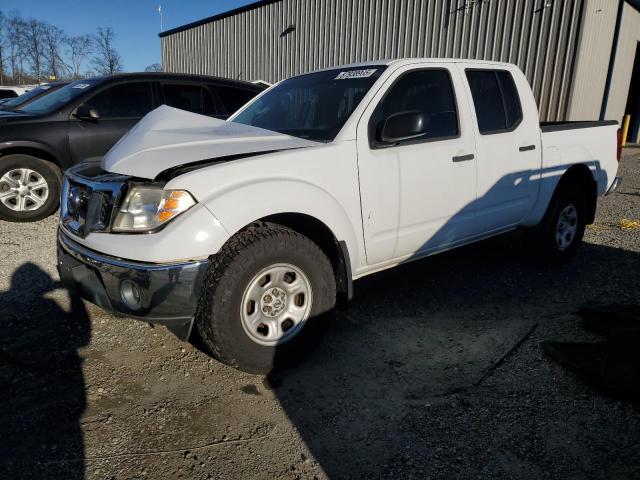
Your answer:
85,82 -> 153,118
162,84 -> 216,116
214,85 -> 259,114
0,90 -> 17,99
370,69 -> 459,144
466,70 -> 522,134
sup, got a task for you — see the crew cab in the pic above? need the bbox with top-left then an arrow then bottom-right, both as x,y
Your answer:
57,59 -> 622,373
0,73 -> 264,222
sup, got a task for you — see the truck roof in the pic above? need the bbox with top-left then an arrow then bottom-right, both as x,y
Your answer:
305,58 -> 515,76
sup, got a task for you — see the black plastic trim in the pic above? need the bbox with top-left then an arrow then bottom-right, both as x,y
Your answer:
540,120 -> 618,132
452,153 -> 475,162
337,240 -> 353,306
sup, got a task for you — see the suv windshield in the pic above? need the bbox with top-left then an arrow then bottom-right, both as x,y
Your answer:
20,79 -> 101,115
232,66 -> 387,142
1,86 -> 46,109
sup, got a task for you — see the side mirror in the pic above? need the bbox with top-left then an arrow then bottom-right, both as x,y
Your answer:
378,111 -> 428,144
74,105 -> 100,122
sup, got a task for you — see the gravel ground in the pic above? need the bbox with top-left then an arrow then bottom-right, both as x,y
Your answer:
0,148 -> 638,480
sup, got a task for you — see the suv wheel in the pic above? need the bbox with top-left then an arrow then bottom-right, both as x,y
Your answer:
0,154 -> 62,222
526,183 -> 587,263
195,223 -> 337,373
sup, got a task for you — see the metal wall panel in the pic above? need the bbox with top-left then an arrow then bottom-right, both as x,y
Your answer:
606,2 -> 640,131
566,0 -> 618,121
161,0 -> 587,121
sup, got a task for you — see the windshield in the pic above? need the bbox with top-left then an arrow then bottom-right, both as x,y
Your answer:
20,79 -> 101,115
232,66 -> 387,142
0,84 -> 62,110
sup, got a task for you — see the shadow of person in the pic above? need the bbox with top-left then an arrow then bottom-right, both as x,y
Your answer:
0,262 -> 90,479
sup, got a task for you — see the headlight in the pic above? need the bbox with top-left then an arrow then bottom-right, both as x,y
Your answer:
112,186 -> 196,232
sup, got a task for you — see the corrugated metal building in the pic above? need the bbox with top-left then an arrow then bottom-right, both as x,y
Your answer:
160,0 -> 640,141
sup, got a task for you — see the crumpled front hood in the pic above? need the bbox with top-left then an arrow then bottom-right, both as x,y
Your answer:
103,105 -> 319,179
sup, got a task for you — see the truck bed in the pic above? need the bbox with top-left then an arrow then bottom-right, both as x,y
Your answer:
540,120 -> 618,132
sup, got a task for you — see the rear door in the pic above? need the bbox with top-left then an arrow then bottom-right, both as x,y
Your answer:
68,81 -> 155,162
356,64 -> 478,266
460,65 -> 541,232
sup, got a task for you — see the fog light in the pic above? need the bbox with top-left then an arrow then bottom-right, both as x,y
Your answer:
120,280 -> 142,310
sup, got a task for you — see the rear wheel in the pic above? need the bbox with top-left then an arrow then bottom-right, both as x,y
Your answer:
526,183 -> 587,263
195,223 -> 336,373
0,154 -> 62,222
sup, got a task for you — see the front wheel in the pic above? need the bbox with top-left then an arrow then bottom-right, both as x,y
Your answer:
525,183 -> 587,263
195,223 -> 336,373
0,154 -> 62,222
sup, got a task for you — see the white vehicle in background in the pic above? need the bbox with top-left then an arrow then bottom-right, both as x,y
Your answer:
0,85 -> 33,101
57,59 -> 622,373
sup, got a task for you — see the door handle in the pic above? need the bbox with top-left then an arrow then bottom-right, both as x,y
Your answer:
519,144 -> 536,152
452,154 -> 475,162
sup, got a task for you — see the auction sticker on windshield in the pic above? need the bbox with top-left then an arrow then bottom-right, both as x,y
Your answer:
335,69 -> 377,80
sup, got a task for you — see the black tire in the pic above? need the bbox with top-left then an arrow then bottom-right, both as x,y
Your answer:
195,222 -> 337,373
525,182 -> 588,263
0,154 -> 62,222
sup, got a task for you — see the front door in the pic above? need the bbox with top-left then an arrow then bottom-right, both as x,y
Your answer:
356,64 -> 478,267
68,82 -> 155,163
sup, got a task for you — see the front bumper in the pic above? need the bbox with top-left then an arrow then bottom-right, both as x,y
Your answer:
57,230 -> 209,340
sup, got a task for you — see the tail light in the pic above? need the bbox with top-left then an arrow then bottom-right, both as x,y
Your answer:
616,128 -> 622,162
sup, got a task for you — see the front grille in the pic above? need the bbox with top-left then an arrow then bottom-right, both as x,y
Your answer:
61,163 -> 128,238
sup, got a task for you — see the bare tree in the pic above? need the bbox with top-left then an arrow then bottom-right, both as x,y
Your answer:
42,23 -> 67,80
6,12 -> 26,84
0,12 -> 7,85
22,18 -> 46,81
144,63 -> 162,72
66,34 -> 92,79
92,27 -> 121,76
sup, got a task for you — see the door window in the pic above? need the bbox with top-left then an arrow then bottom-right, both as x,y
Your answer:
84,82 -> 153,118
369,69 -> 459,146
214,85 -> 259,114
465,70 -> 522,134
162,84 -> 216,115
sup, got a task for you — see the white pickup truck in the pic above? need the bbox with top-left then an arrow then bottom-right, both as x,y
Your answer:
57,59 -> 622,372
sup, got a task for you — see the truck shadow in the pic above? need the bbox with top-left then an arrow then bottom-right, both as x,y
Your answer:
264,159 -> 640,477
272,237 -> 640,478
0,263 -> 90,479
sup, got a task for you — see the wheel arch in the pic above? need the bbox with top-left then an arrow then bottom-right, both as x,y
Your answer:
556,163 -> 598,224
523,162 -> 599,227
239,213 -> 353,307
0,142 -> 65,171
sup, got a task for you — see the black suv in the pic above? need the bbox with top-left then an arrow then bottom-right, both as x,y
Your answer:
0,73 -> 264,221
